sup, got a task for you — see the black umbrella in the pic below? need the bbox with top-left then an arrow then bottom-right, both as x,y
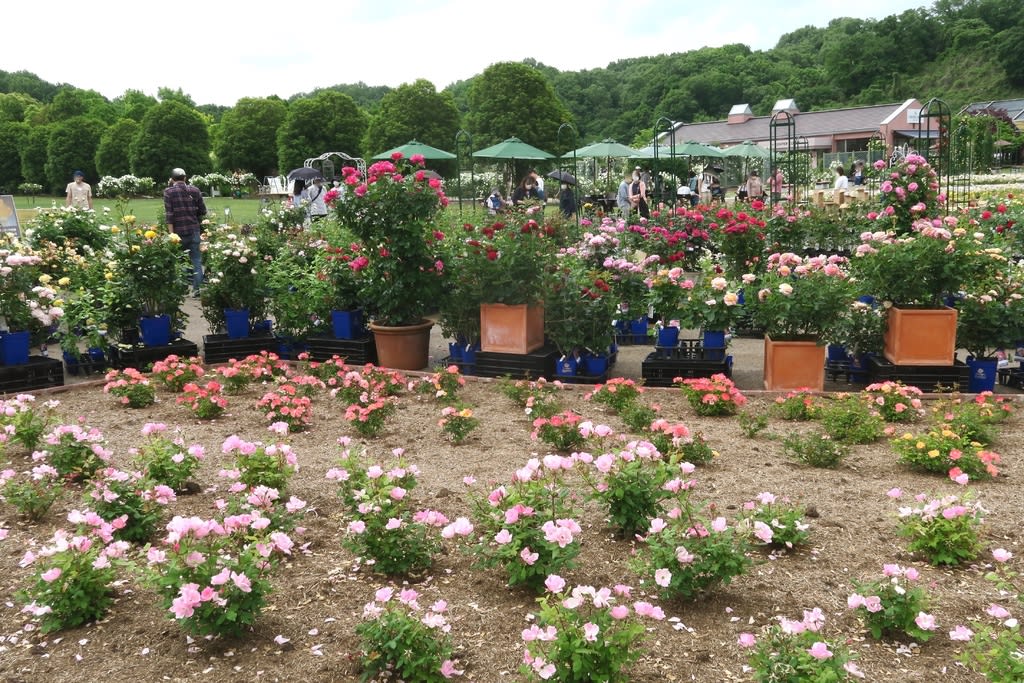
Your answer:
547,169 -> 577,185
287,167 -> 324,182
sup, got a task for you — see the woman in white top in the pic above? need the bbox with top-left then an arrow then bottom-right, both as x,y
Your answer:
304,178 -> 328,221
833,166 -> 849,190
65,170 -> 93,209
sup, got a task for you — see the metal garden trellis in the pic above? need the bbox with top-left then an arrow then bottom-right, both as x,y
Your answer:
454,129 -> 474,217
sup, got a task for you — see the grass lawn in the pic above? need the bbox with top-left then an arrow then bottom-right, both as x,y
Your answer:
12,194 -> 271,225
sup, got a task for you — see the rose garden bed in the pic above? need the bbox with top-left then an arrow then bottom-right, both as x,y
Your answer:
0,359 -> 1021,682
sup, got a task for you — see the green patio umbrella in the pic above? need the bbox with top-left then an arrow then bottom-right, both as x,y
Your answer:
564,139 -> 643,159
720,140 -> 769,159
372,139 -> 456,160
472,137 -> 553,160
675,141 -> 725,158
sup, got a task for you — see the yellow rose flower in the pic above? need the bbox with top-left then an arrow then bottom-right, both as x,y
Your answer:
57,277 -> 71,286
169,233 -> 181,243
53,298 -> 64,307
110,226 -> 120,234
927,449 -> 940,458
104,272 -> 114,280
131,245 -> 140,252
915,441 -> 926,450
124,215 -> 136,224
38,274 -> 52,284
144,229 -> 158,239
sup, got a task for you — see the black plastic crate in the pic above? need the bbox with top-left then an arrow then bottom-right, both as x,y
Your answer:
0,356 -> 65,394
866,355 -> 968,393
109,339 -> 200,370
475,344 -> 560,380
304,335 -> 377,365
650,338 -> 728,362
203,332 -> 279,365
641,352 -> 733,387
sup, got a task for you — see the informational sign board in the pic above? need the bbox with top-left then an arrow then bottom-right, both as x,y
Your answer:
0,195 -> 20,237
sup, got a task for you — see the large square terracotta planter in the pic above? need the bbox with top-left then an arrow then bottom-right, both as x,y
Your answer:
480,303 -> 544,354
883,306 -> 957,366
763,335 -> 825,391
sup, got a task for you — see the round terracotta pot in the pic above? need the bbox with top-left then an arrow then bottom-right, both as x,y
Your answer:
368,319 -> 434,370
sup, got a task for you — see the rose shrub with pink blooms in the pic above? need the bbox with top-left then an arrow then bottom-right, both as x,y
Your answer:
0,394 -> 60,452
38,422 -> 111,481
222,433 -> 298,491
356,586 -> 463,682
894,491 -> 983,566
142,510 -> 297,637
102,367 -> 156,408
344,396 -> 397,438
332,445 -> 442,576
85,467 -> 175,543
334,155 -> 448,326
744,608 -> 863,681
740,492 -> 811,550
0,463 -> 63,520
892,424 -> 1001,480
957,550 -> 1024,681
134,423 -> 204,492
850,219 -> 995,307
530,411 -> 586,451
772,389 -> 822,421
848,563 -> 936,641
586,377 -> 644,414
465,457 -> 581,591
862,380 -> 924,422
580,439 -> 690,538
520,577 -> 659,682
875,153 -> 939,231
149,355 -> 205,393
748,252 -> 854,339
498,376 -> 564,419
677,373 -> 747,417
630,480 -> 750,601
178,380 -> 228,419
256,383 -> 313,432
18,510 -> 126,633
438,404 -> 479,444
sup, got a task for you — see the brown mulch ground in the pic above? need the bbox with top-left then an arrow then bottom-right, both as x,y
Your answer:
0,372 -> 1020,682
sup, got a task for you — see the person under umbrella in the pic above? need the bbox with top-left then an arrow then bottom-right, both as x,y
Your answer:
558,182 -> 576,219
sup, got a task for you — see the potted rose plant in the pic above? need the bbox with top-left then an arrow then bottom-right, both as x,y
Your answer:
455,218 -> 555,355
955,274 -> 1024,391
749,252 -> 854,390
544,264 -> 617,376
199,224 -> 269,338
334,154 -> 447,369
678,269 -> 744,358
851,220 -> 996,366
0,242 -> 64,364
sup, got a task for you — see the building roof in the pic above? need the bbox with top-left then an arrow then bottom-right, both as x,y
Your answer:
668,100 -> 915,147
960,99 -> 1024,122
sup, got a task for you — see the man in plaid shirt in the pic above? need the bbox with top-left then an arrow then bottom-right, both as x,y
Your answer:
163,167 -> 207,296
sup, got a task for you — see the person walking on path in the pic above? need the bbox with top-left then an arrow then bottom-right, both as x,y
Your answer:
65,170 -> 93,209
616,171 -> 633,221
770,167 -> 784,203
305,177 -> 328,221
163,167 -> 207,297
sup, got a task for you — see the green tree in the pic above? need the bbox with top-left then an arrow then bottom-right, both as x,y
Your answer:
214,97 -> 287,177
47,88 -> 116,124
466,62 -> 573,152
157,87 -> 196,108
0,69 -> 60,102
276,91 -> 367,173
363,79 -> 460,156
130,100 -> 211,181
111,89 -> 158,122
20,125 -> 50,186
995,26 -> 1024,85
96,118 -> 140,177
0,92 -> 38,124
0,121 -> 28,191
44,116 -> 106,193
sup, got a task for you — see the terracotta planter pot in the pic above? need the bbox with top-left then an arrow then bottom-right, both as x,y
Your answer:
763,335 -> 825,391
883,306 -> 957,366
480,303 -> 544,354
368,319 -> 434,370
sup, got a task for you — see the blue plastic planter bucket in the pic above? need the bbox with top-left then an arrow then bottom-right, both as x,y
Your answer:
330,309 -> 363,340
966,356 -> 997,393
702,330 -> 727,361
139,315 -> 171,347
224,308 -> 250,339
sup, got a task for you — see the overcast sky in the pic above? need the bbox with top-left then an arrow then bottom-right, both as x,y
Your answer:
7,0 -> 932,106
